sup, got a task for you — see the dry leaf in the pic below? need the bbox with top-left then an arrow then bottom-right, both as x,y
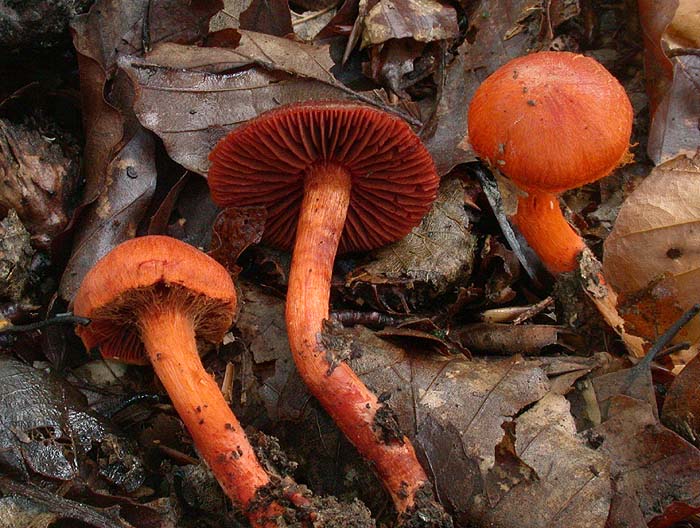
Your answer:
420,54 -> 476,175
121,48 -> 374,175
209,206 -> 267,272
591,395 -> 700,527
639,0 -> 700,164
360,0 -> 458,47
59,129 -> 156,300
603,153 -> 700,341
662,350 -> 700,447
239,0 -> 293,36
455,323 -> 572,356
345,177 -> 477,311
0,119 -> 78,248
471,393 -> 611,528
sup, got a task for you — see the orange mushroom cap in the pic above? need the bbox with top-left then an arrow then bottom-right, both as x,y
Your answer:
468,51 -> 633,193
207,101 -> 439,253
73,236 -> 236,364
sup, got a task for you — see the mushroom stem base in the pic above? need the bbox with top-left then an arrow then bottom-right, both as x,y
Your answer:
286,163 -> 429,512
138,305 -> 280,526
513,191 -> 586,274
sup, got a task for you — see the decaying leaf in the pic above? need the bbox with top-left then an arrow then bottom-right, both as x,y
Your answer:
603,153 -> 700,342
639,0 -> 700,164
209,206 -> 267,272
471,393 -> 611,528
62,0 -> 223,299
345,177 -> 477,312
121,54 -> 363,175
420,54 -> 476,175
59,128 -> 157,300
591,395 -> 700,527
0,356 -> 144,491
0,119 -> 78,247
144,31 -> 337,79
360,0 -> 458,48
662,350 -> 700,447
239,0 -> 293,36
69,0 -> 144,205
455,322 -> 573,356
358,0 -> 457,96
0,211 -> 33,302
347,328 -> 611,527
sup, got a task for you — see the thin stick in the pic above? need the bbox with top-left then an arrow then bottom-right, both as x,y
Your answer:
292,5 -> 336,25
221,362 -> 235,403
622,303 -> 700,395
0,478 -> 129,528
473,166 -> 539,282
0,313 -> 91,334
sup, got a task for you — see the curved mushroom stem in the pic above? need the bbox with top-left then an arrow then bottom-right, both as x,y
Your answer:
512,191 -> 586,274
138,304 -> 283,528
286,163 -> 429,513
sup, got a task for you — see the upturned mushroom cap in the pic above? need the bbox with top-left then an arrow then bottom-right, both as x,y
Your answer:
207,101 -> 439,253
73,236 -> 236,364
468,51 -> 633,193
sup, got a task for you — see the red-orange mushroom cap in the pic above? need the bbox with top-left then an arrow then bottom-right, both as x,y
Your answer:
207,101 -> 439,253
73,236 -> 236,365
468,51 -> 633,193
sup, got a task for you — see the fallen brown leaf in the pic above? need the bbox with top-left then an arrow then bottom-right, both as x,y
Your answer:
471,393 -> 611,528
455,322 -> 572,356
121,52 -> 368,175
59,128 -> 156,300
360,0 -> 458,48
662,350 -> 700,447
239,0 -> 293,36
344,177 -> 476,312
420,54 -> 476,176
0,119 -> 78,248
639,0 -> 700,164
603,153 -> 700,342
209,206 -> 267,272
71,0 -> 130,204
591,395 -> 700,527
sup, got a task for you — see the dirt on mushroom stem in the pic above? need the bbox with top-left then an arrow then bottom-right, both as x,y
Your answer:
285,162 -> 442,518
72,237 -> 286,527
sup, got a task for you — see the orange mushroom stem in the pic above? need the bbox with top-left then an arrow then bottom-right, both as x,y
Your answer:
286,164 -> 428,510
512,191 -> 585,274
208,102 -> 449,523
73,236 -> 283,527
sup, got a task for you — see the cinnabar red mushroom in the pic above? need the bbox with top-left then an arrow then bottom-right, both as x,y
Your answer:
208,102 -> 446,521
468,51 -> 633,274
72,236 -> 282,527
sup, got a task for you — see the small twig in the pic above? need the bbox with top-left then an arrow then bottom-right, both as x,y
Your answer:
102,393 -> 162,419
220,9 -> 240,22
473,166 -> 539,282
654,341 -> 691,360
142,0 -> 152,53
156,443 -> 199,465
331,310 -> 407,328
292,4 -> 336,25
221,362 -> 235,403
623,303 -> 700,394
0,313 -> 90,334
0,477 -> 129,528
512,296 -> 555,325
0,81 -> 39,110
